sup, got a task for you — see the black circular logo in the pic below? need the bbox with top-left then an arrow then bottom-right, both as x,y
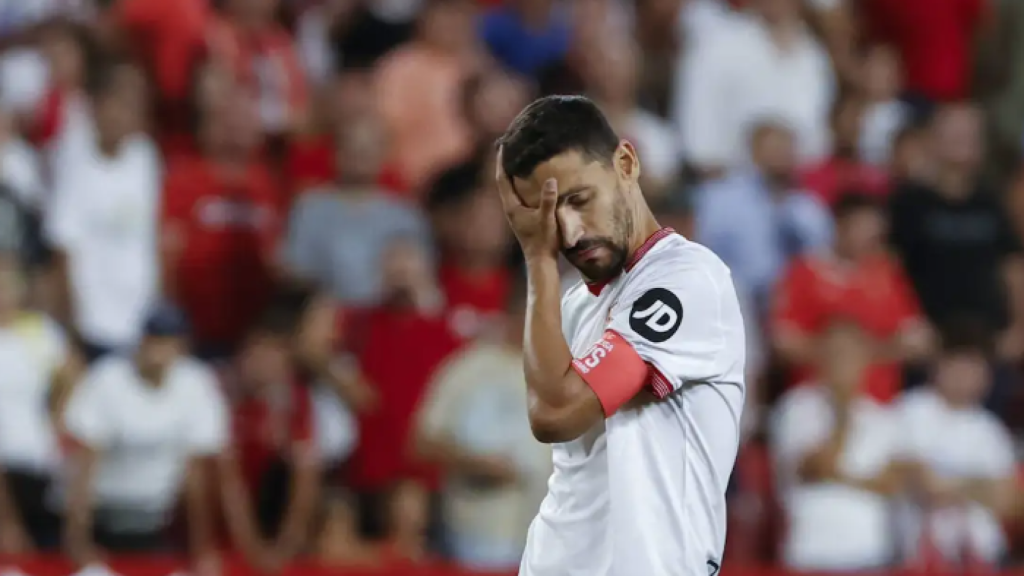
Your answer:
628,288 -> 683,343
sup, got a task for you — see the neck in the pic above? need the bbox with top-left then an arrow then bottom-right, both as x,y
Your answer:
935,165 -> 973,199
765,17 -> 800,50
627,200 -> 664,259
97,135 -> 122,158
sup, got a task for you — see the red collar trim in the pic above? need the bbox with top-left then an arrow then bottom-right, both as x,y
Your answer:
585,227 -> 676,296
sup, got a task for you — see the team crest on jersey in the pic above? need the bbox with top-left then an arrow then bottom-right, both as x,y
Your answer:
629,288 -> 683,343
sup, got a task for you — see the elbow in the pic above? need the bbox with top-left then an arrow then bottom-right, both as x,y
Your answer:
528,405 -> 578,444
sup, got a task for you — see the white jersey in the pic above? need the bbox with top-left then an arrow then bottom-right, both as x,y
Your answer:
520,230 -> 746,576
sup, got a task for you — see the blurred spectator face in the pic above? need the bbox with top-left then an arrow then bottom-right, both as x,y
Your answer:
226,0 -> 280,25
454,190 -> 510,261
832,98 -> 864,158
860,46 -> 902,102
202,89 -> 261,158
818,321 -> 871,396
930,104 -> 983,172
39,24 -> 84,89
466,73 -> 530,143
754,0 -> 801,25
380,236 -> 434,305
751,123 -> 797,186
336,114 -> 387,185
934,350 -> 990,406
136,335 -> 185,376
94,64 -> 147,146
420,0 -> 476,53
193,60 -> 236,120
0,256 -> 23,315
330,72 -> 376,123
836,203 -> 886,258
238,332 -> 291,391
891,127 -> 930,180
387,480 -> 430,536
587,39 -> 638,109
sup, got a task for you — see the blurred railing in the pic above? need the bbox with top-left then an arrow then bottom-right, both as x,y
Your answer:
2,557 -> 1017,576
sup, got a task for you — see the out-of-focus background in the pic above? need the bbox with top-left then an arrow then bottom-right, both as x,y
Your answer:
3,0 -> 1024,575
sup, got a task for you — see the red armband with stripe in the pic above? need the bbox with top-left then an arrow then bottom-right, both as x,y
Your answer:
572,330 -> 650,416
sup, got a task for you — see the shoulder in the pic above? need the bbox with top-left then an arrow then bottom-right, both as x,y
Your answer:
629,234 -> 733,293
84,355 -> 134,388
773,385 -> 827,422
292,189 -> 337,215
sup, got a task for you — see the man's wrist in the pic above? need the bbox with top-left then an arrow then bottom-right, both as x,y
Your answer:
524,253 -> 559,274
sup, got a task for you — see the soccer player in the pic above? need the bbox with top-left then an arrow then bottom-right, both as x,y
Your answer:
495,96 -> 746,576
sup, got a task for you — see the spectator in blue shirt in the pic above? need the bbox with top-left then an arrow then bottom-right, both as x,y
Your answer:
479,0 -> 571,78
694,120 -> 834,316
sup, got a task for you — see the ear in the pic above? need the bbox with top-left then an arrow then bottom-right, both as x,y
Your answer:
615,139 -> 641,185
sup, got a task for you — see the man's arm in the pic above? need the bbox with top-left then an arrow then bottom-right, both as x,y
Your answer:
522,257 -> 604,443
183,457 -> 216,566
63,445 -> 99,566
272,440 -> 321,561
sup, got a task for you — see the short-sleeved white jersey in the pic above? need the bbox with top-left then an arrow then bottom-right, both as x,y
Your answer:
520,229 -> 746,576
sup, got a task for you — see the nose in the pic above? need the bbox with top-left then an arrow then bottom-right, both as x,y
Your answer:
557,208 -> 584,250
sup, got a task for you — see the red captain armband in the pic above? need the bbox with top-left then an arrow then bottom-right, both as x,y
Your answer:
572,330 -> 650,416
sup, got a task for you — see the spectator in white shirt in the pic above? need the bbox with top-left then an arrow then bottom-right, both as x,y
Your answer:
674,0 -> 833,176
772,319 -> 907,571
61,303 -> 227,567
413,274 -> 551,570
0,254 -> 77,553
585,37 -> 680,200
44,57 -> 160,361
897,321 -> 1017,569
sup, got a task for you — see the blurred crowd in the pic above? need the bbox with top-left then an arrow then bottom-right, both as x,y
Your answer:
4,0 -> 1024,573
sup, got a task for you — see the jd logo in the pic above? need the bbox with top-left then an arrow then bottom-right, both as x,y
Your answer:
629,288 -> 683,343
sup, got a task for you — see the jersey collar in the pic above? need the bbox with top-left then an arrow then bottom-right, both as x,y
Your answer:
585,227 -> 676,296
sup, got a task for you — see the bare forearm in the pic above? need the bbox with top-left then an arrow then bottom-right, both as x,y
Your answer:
0,469 -> 20,527
184,460 -> 214,559
276,462 -> 319,555
523,256 -> 574,406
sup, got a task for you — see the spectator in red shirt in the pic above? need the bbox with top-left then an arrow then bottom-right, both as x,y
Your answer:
111,0 -> 211,117
773,192 -> 934,402
860,0 -> 991,104
217,307 -> 320,572
347,236 -> 460,541
427,159 -> 512,342
209,0 -> 307,139
161,78 -> 281,359
800,94 -> 890,207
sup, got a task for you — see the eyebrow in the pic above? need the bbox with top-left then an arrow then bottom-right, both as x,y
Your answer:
559,185 -> 592,198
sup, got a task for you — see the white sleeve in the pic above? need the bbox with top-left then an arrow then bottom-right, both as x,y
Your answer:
184,367 -> 229,455
63,368 -> 113,449
43,160 -> 85,250
978,416 -> 1016,478
605,256 -> 744,398
770,391 -> 829,480
673,33 -> 734,168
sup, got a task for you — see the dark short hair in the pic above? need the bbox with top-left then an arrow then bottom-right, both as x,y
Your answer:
832,191 -> 882,221
425,157 -> 485,214
939,316 -> 993,357
85,53 -> 139,99
496,95 -> 619,181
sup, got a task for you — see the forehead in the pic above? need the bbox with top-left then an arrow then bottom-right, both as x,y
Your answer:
510,151 -> 613,207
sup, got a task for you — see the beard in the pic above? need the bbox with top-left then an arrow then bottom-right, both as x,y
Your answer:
563,196 -> 632,283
